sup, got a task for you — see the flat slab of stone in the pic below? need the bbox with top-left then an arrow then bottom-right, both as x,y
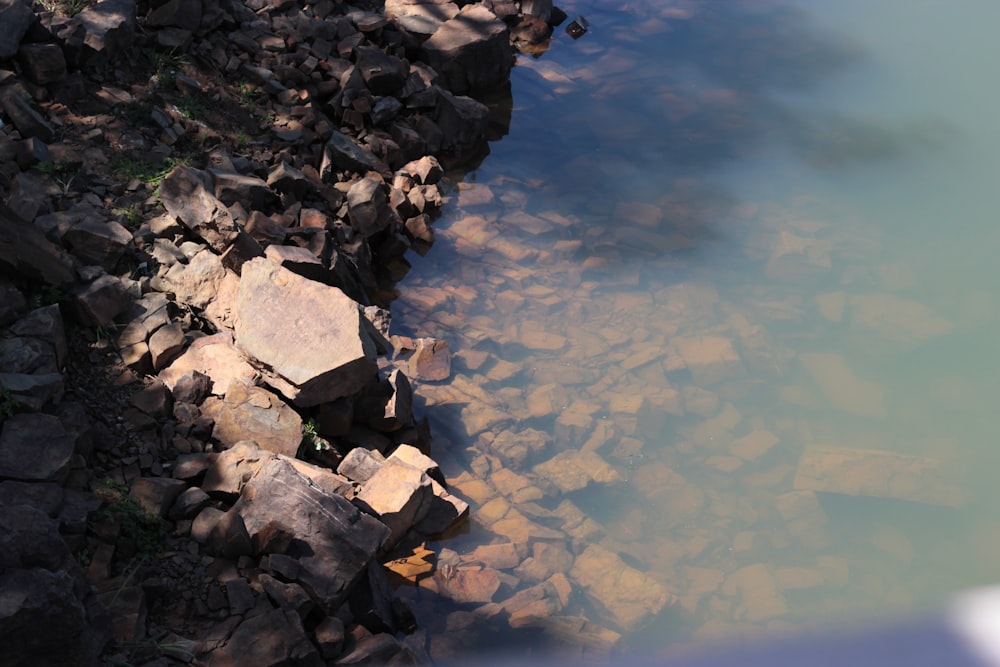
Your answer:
0,413 -> 73,483
533,449 -> 622,494
569,544 -> 672,631
793,445 -> 966,507
213,381 -> 302,457
234,259 -> 378,407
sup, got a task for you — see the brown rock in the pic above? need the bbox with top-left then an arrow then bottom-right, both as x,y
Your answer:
213,380 -> 303,458
407,337 -> 451,381
569,544 -> 672,631
207,609 -> 318,667
158,332 -> 257,397
355,457 -> 433,548
18,43 -> 67,85
0,413 -> 73,483
129,477 -> 187,518
234,259 -> 378,406
421,4 -> 513,94
158,165 -> 239,252
534,449 -> 622,494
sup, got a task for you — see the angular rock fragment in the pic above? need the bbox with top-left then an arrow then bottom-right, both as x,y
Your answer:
421,4 -> 513,94
533,449 -> 622,494
234,258 -> 378,406
0,413 -> 74,483
569,544 -> 672,631
212,380 -> 302,457
355,457 -> 433,549
794,445 -> 966,507
158,165 -> 240,252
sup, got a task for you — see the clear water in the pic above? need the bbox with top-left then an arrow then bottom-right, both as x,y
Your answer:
391,0 -> 1000,660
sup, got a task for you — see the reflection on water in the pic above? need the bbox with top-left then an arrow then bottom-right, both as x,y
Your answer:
390,0 -> 1000,661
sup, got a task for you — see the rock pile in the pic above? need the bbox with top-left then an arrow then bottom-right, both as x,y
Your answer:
0,0 -> 565,664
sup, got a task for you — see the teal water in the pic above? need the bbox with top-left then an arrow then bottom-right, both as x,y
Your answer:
392,1 -> 1000,659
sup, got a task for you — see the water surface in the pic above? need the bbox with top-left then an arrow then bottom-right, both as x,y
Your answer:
390,1 -> 1000,660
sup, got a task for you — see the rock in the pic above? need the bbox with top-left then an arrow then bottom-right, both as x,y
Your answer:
794,445 -> 966,507
314,615 -> 345,659
210,169 -> 279,211
267,161 -> 312,200
129,477 -> 187,518
434,564 -> 501,604
147,322 -> 186,371
722,563 -> 788,622
206,608 -> 319,667
245,210 -> 287,247
70,273 -> 131,327
337,446 -> 386,484
421,4 -> 513,94
355,45 -> 407,96
670,335 -> 745,386
569,544 -> 672,631
17,43 -> 67,85
346,174 -> 391,239
234,258 -> 378,407
231,453 -> 389,612
0,372 -> 64,411
0,413 -> 74,483
10,304 -> 67,368
333,629 -> 415,665
357,369 -> 413,432
168,486 -> 210,520
0,203 -> 75,285
70,0 -> 136,66
321,130 -> 389,178
159,332 -> 258,397
434,87 -> 489,154
158,248 -> 227,311
145,0 -> 201,31
533,449 -> 622,494
407,337 -> 450,381
207,508 -> 253,560
0,0 -> 36,60
355,457 -> 433,548
259,573 -> 315,619
799,352 -> 886,418
0,87 -> 55,142
213,380 -> 303,457
158,165 -> 240,252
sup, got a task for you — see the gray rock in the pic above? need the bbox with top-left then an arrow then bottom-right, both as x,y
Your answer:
145,0 -> 201,32
159,165 -> 240,252
346,175 -> 391,238
0,87 -> 55,142
259,573 -> 315,619
167,486 -> 210,520
158,248 -> 226,310
71,0 -> 137,66
0,0 -> 36,60
336,446 -> 385,484
0,372 -> 64,411
70,273 -> 131,327
0,337 -> 59,374
10,304 -> 68,368
234,259 -> 378,407
210,169 -> 279,211
129,477 -> 187,518
354,45 -> 407,96
206,608 -> 319,667
421,3 -> 513,94
266,161 -> 312,200
434,87 -> 489,154
0,413 -> 74,483
231,452 -> 390,613
17,43 -> 67,85
321,130 -> 389,179
62,215 -> 133,271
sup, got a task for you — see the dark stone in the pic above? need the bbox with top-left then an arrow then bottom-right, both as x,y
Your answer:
0,413 -> 73,483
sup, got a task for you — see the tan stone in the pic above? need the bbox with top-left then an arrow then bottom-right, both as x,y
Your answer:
570,544 -> 672,630
729,430 -> 779,461
234,259 -> 377,406
466,542 -> 521,570
850,293 -> 953,346
722,563 -> 787,622
794,445 -> 966,507
534,449 -> 623,494
525,383 -> 568,419
435,565 -> 501,604
670,335 -> 744,385
213,381 -> 302,457
799,352 -> 886,418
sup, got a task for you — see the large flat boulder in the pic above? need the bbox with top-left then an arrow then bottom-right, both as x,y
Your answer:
234,258 -> 378,406
421,4 -> 513,94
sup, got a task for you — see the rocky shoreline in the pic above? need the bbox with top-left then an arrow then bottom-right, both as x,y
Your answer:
0,0 -> 570,664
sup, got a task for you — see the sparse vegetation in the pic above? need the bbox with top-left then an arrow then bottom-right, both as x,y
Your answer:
0,385 -> 19,421
113,156 -> 188,191
91,479 -> 168,565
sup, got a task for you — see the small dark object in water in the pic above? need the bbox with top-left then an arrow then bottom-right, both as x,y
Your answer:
566,16 -> 588,39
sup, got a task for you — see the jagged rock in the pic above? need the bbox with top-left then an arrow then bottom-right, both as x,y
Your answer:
147,322 -> 187,371
245,210 -> 287,247
145,0 -> 201,32
17,43 -> 67,85
521,0 -> 553,22
0,0 -> 36,60
0,412 -> 74,483
0,87 -> 55,142
168,486 -> 210,520
227,451 -> 390,612
213,380 -> 302,457
69,0 -> 136,66
158,332 -> 258,398
210,169 -> 279,211
355,456 -> 432,549
357,368 -> 412,432
158,247 -> 226,311
206,608 -> 319,667
0,506 -> 111,665
337,446 -> 386,484
159,165 -> 240,252
0,372 -> 64,411
321,130 -> 389,179
234,258 -> 378,407
315,615 -> 345,660
421,4 -> 513,94
569,545 -> 672,631
333,628 -> 416,666
407,337 -> 450,381
9,304 -> 67,368
434,87 -> 489,154
267,161 -> 312,200
346,174 -> 391,238
263,244 -> 334,285
533,449 -> 622,494
354,45 -> 408,96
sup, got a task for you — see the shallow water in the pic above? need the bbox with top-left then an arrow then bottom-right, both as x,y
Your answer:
390,0 -> 1000,660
